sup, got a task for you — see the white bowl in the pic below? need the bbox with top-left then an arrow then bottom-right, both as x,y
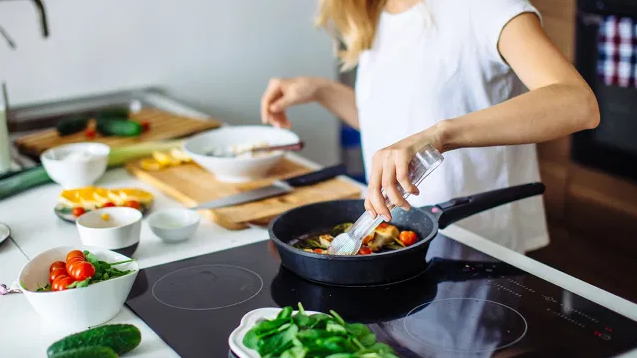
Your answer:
76,207 -> 142,256
229,307 -> 322,358
183,126 -> 300,182
18,245 -> 138,329
41,142 -> 110,189
147,208 -> 200,243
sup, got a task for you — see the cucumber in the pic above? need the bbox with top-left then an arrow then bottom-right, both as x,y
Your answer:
56,115 -> 89,136
95,108 -> 129,120
47,324 -> 141,357
49,346 -> 117,358
96,120 -> 142,137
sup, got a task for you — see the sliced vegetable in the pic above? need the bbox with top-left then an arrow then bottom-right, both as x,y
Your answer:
49,268 -> 68,284
49,261 -> 66,272
46,324 -> 141,357
68,261 -> 96,281
242,303 -> 398,358
66,250 -> 85,262
53,276 -> 75,291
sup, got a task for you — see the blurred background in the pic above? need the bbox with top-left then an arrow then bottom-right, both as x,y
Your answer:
1,0 -> 636,302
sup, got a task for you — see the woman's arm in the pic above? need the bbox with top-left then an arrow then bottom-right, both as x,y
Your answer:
261,77 -> 359,129
438,13 -> 599,152
365,13 -> 600,220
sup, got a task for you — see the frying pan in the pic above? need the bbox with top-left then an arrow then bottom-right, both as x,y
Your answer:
268,182 -> 545,286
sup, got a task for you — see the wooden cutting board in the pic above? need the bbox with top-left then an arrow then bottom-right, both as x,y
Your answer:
14,108 -> 222,157
126,158 -> 362,230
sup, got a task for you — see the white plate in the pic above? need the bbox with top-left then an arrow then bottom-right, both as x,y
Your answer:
228,307 -> 322,358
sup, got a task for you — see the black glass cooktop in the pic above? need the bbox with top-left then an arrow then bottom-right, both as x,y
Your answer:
126,234 -> 637,358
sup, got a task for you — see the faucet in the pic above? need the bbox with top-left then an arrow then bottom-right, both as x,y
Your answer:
0,0 -> 49,40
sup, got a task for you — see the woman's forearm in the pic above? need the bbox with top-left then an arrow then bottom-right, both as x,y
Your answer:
314,79 -> 359,129
434,83 -> 600,153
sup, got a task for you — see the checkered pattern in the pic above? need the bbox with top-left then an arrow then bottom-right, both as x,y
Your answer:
598,15 -> 637,87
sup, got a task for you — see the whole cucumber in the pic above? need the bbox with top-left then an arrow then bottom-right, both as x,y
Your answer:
47,324 -> 141,357
95,108 -> 129,120
56,115 -> 89,136
49,346 -> 117,358
97,120 -> 143,137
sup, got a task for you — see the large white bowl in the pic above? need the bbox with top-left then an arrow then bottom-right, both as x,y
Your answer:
183,126 -> 300,182
41,142 -> 110,189
76,207 -> 142,257
147,208 -> 200,243
18,245 -> 138,329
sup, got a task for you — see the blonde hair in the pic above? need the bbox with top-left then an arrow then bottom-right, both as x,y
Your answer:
315,0 -> 388,71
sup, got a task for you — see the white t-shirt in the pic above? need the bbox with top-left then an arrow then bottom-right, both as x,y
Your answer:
355,0 -> 549,253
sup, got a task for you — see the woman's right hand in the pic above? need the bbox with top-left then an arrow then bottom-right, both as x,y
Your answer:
260,77 -> 326,128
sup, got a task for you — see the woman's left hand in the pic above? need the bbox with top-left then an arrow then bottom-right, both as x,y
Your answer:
365,126 -> 444,221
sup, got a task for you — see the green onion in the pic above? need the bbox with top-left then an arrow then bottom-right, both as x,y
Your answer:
0,140 -> 183,200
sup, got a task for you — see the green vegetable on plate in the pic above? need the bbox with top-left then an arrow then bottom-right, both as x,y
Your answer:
96,120 -> 143,137
49,346 -> 118,358
47,324 -> 141,357
242,303 -> 399,358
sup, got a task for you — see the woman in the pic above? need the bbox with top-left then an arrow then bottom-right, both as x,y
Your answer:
260,0 -> 599,253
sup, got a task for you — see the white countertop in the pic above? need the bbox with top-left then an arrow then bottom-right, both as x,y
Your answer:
1,94 -> 636,358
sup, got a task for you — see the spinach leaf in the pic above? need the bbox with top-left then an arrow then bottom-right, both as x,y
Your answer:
359,333 -> 377,347
257,324 -> 299,356
346,323 -> 371,338
277,306 -> 293,320
326,320 -> 348,335
280,346 -> 308,358
242,329 -> 260,350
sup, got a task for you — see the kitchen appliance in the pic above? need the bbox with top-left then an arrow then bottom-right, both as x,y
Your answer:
125,233 -> 637,358
190,164 -> 346,210
270,183 -> 544,286
573,0 -> 637,182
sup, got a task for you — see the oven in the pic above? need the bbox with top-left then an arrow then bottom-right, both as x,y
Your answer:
572,0 -> 637,182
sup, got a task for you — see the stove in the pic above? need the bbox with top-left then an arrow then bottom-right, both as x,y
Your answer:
126,234 -> 637,358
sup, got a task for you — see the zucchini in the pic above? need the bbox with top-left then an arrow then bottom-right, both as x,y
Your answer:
95,108 -> 129,120
56,115 -> 89,136
96,120 -> 142,137
49,346 -> 117,358
47,324 -> 141,357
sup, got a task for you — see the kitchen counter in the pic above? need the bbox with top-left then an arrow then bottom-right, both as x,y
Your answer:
1,93 -> 636,358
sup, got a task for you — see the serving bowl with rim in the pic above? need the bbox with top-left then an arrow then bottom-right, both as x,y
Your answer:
183,126 -> 300,182
41,142 -> 110,189
76,207 -> 142,257
18,245 -> 138,329
147,208 -> 200,243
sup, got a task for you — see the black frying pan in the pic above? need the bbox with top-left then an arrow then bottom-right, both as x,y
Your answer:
268,182 -> 545,286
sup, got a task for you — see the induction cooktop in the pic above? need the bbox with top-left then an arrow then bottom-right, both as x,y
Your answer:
125,234 -> 637,358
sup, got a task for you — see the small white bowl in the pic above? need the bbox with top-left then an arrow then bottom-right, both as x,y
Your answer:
76,207 -> 142,257
183,126 -> 300,182
18,245 -> 138,329
41,142 -> 110,189
147,208 -> 200,243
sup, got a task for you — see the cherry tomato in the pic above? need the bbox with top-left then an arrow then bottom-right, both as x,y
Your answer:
399,231 -> 418,246
65,257 -> 84,273
49,268 -> 68,284
53,276 -> 76,291
85,128 -> 96,139
313,249 -> 324,254
378,223 -> 389,229
51,275 -> 70,290
140,120 -> 150,132
69,261 -> 96,281
358,247 -> 373,255
49,261 -> 66,272
102,202 -> 115,208
124,200 -> 141,210
66,250 -> 86,262
72,207 -> 86,217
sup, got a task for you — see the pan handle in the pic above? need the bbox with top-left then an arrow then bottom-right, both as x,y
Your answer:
429,182 -> 545,229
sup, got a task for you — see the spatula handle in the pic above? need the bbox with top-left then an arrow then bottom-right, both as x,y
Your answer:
283,164 -> 346,187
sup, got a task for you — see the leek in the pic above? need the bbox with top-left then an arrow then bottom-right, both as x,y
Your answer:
0,140 -> 183,200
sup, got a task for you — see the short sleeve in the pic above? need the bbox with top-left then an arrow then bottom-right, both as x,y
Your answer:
469,0 -> 543,65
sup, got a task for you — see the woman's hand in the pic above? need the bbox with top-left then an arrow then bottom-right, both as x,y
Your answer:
365,125 -> 445,221
261,77 -> 327,129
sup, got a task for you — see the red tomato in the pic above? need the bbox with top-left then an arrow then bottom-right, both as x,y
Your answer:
378,223 -> 389,229
102,202 -> 115,208
399,231 -> 418,246
51,275 -> 70,290
49,261 -> 66,273
140,120 -> 150,132
124,200 -> 141,210
85,128 -> 96,139
313,249 -> 324,254
53,276 -> 75,291
72,207 -> 86,217
69,261 -> 96,281
358,247 -> 373,255
362,234 -> 374,245
49,268 -> 68,284
65,257 -> 84,273
66,250 -> 86,262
